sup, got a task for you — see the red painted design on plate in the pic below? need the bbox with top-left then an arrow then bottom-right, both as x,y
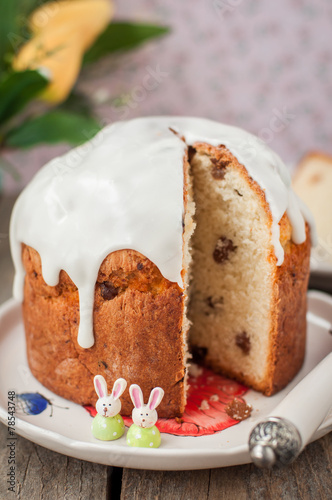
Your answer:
83,404 -> 97,417
84,367 -> 249,436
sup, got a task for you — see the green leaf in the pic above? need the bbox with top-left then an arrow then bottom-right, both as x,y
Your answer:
5,110 -> 102,148
83,22 -> 170,65
0,2 -> 21,72
0,1 -> 49,71
0,70 -> 48,126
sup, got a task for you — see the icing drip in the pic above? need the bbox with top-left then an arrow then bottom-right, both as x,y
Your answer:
10,117 -> 313,348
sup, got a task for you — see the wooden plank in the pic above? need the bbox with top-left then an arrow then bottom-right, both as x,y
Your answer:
0,422 -> 109,499
16,437 -> 109,500
121,468 -> 210,500
0,422 -> 13,497
121,433 -> 332,500
209,433 -> 332,500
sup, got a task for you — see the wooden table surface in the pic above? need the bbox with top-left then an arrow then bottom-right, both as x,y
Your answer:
0,194 -> 331,500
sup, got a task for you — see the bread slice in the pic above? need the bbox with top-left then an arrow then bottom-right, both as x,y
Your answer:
188,144 -> 310,395
293,152 -> 332,267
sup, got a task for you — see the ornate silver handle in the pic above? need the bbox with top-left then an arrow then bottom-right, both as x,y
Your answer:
249,417 -> 302,467
248,351 -> 332,468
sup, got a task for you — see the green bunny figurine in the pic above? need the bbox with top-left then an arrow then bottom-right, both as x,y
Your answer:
91,375 -> 127,441
127,384 -> 164,448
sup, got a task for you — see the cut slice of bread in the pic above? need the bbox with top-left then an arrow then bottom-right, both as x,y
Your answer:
188,143 -> 310,396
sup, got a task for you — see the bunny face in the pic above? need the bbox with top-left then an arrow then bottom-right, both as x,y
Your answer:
96,396 -> 121,418
129,385 -> 164,429
132,406 -> 157,428
94,375 -> 127,418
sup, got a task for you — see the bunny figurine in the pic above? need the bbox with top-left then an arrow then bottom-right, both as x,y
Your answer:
91,375 -> 127,441
126,384 -> 164,448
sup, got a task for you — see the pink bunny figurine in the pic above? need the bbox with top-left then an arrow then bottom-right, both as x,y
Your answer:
126,384 -> 164,448
91,375 -> 127,441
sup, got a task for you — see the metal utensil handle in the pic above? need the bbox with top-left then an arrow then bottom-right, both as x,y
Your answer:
249,351 -> 332,467
249,417 -> 302,467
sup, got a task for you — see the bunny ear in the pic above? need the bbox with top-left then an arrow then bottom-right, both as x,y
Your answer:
129,384 -> 144,409
148,387 -> 164,410
111,378 -> 127,400
94,375 -> 108,398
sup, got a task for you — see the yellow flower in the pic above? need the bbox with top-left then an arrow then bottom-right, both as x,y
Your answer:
13,0 -> 113,103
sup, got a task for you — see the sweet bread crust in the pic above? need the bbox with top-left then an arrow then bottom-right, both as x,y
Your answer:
22,245 -> 186,417
266,224 -> 310,395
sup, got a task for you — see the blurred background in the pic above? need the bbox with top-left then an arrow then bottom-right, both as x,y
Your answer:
1,0 -> 332,194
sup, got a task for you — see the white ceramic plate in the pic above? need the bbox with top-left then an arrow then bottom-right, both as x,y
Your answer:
0,292 -> 332,471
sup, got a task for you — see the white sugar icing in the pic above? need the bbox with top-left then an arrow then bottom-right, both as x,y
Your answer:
10,117 -> 314,349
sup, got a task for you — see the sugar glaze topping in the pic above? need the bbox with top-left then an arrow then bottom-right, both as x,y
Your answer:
10,117 -> 313,348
